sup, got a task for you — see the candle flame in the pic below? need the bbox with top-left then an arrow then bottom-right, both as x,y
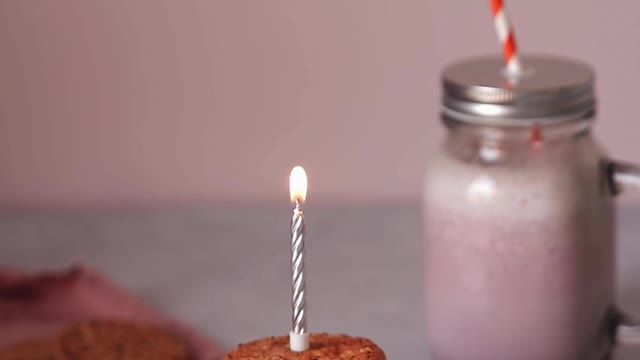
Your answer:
289,166 -> 307,203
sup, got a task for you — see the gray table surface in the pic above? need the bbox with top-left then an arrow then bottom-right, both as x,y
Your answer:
1,203 -> 639,359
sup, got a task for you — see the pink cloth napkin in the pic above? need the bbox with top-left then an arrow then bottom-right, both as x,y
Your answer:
0,265 -> 217,359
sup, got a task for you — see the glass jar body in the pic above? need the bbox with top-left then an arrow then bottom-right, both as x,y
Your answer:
423,117 -> 615,360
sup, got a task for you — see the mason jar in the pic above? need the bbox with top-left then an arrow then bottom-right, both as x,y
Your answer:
423,55 -> 640,360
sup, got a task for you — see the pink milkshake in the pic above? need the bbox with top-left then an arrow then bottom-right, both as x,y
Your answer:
423,123 -> 615,360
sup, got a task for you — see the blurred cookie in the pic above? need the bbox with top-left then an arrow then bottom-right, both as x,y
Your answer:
223,333 -> 386,360
58,319 -> 191,360
0,266 -> 217,359
0,338 -> 64,360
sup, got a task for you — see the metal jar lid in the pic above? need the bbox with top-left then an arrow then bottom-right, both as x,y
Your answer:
442,54 -> 595,125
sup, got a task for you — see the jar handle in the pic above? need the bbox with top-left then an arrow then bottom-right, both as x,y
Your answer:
617,315 -> 640,346
608,161 -> 640,345
609,161 -> 640,195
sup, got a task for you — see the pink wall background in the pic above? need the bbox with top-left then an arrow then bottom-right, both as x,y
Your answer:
0,1 -> 637,208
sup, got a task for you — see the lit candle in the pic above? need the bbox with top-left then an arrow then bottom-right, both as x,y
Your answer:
289,166 -> 309,352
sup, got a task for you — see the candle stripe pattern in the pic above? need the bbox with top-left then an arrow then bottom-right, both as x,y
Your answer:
490,0 -> 522,74
291,202 -> 307,335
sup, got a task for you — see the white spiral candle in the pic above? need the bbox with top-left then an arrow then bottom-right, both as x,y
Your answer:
289,166 -> 309,352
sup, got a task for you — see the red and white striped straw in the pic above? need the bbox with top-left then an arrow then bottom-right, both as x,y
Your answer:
490,0 -> 523,75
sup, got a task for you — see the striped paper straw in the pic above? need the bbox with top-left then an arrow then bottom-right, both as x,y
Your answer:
490,0 -> 523,75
